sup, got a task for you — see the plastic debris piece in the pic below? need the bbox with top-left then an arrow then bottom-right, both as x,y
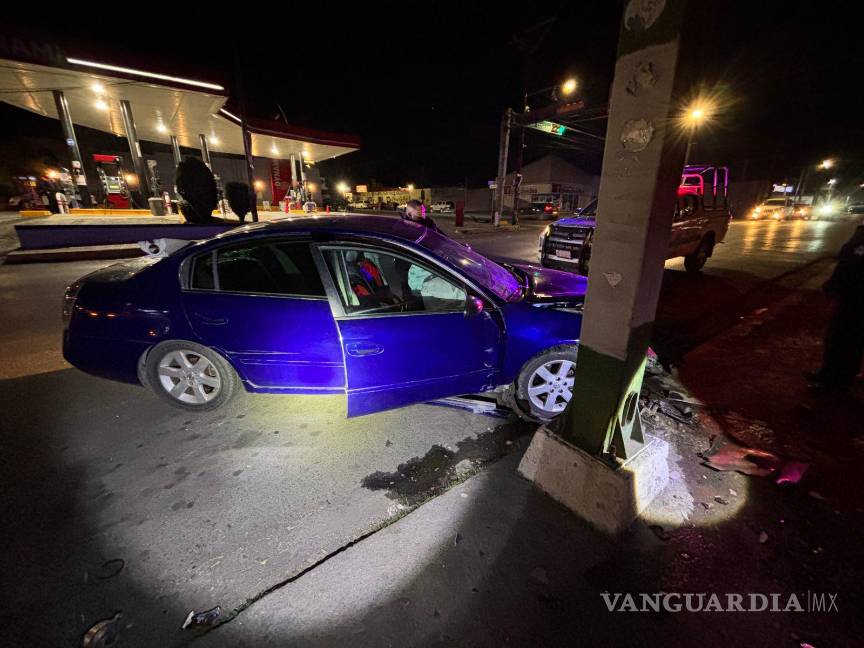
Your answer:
729,489 -> 738,497
95,558 -> 125,580
82,612 -> 123,647
776,461 -> 809,485
701,439 -> 781,477
808,490 -> 825,500
182,606 -> 221,630
759,531 -> 768,544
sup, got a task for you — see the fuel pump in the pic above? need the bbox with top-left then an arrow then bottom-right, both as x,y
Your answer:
92,154 -> 131,209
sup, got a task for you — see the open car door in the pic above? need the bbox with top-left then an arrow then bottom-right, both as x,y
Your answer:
317,244 -> 502,417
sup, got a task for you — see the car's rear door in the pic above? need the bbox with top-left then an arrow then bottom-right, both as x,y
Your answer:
317,243 -> 502,416
180,237 -> 344,392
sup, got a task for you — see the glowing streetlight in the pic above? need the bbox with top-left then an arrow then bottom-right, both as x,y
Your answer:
680,98 -> 716,165
406,184 -> 415,192
827,178 -> 837,186
336,182 -> 349,194
560,77 -> 578,96
819,159 -> 834,170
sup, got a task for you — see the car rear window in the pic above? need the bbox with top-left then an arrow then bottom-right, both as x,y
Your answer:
191,239 -> 325,297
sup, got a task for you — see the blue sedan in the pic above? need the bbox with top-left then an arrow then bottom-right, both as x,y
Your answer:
63,216 -> 587,420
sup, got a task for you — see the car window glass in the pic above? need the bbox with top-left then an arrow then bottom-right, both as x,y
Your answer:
194,240 -> 325,296
191,252 -> 215,289
324,248 -> 466,315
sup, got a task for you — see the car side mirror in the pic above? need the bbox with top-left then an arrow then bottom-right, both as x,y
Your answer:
466,295 -> 484,317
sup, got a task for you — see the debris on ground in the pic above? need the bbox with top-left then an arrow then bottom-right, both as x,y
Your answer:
95,558 -> 125,580
775,461 -> 809,484
453,459 -> 475,480
82,612 -> 124,647
181,606 -> 221,630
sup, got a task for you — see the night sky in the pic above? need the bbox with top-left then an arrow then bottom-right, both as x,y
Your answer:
6,1 -> 864,189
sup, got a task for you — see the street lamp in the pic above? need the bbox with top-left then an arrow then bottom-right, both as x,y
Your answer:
406,184 -> 414,192
336,181 -> 349,195
560,77 -> 578,96
819,159 -> 834,170
680,98 -> 715,166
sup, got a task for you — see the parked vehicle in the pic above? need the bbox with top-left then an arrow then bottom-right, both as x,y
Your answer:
63,216 -> 588,421
846,202 -> 864,215
349,201 -> 371,209
538,166 -> 731,274
429,201 -> 454,213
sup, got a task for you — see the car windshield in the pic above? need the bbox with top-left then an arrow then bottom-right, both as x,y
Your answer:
418,230 -> 522,302
578,199 -> 598,217
764,198 -> 788,205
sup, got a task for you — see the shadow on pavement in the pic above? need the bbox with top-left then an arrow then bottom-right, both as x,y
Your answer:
0,369 -> 184,648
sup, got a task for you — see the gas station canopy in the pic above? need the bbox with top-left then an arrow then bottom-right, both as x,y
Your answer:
0,57 -> 360,162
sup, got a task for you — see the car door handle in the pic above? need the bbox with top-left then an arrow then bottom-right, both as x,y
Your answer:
345,342 -> 384,357
193,313 -> 228,326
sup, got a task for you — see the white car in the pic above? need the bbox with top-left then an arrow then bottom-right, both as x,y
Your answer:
349,201 -> 370,209
429,201 -> 454,213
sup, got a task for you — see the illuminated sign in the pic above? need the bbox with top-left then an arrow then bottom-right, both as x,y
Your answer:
773,184 -> 794,193
355,184 -> 368,193
529,120 -> 567,136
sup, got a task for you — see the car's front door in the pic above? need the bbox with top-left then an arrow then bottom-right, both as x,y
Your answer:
181,238 -> 344,392
318,244 -> 502,416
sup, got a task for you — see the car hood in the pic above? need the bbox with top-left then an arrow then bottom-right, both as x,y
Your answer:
552,217 -> 596,228
509,262 -> 587,302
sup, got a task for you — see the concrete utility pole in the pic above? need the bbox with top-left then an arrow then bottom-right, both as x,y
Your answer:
519,0 -> 695,534
493,108 -> 512,227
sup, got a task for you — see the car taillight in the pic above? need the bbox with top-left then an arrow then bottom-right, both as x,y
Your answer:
62,281 -> 82,326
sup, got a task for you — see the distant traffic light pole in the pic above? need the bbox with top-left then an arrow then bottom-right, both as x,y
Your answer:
519,0 -> 698,533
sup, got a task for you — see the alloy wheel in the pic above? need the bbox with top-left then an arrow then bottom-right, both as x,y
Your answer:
527,359 -> 575,414
157,349 -> 221,404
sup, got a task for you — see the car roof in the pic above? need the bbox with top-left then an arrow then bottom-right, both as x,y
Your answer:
210,214 -> 427,245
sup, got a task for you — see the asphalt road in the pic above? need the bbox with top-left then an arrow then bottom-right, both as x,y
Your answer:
0,257 -> 529,646
439,216 -> 860,358
0,214 -> 859,645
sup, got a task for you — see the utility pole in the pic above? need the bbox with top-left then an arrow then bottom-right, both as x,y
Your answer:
519,0 -> 697,534
493,108 -> 512,227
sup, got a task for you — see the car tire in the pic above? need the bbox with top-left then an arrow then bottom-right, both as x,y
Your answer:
515,346 -> 578,422
684,236 -> 712,273
145,340 -> 239,411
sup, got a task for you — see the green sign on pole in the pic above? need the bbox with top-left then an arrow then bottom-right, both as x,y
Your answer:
529,120 -> 567,136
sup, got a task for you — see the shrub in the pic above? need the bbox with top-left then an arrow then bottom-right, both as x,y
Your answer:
225,181 -> 251,223
175,156 -> 217,223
